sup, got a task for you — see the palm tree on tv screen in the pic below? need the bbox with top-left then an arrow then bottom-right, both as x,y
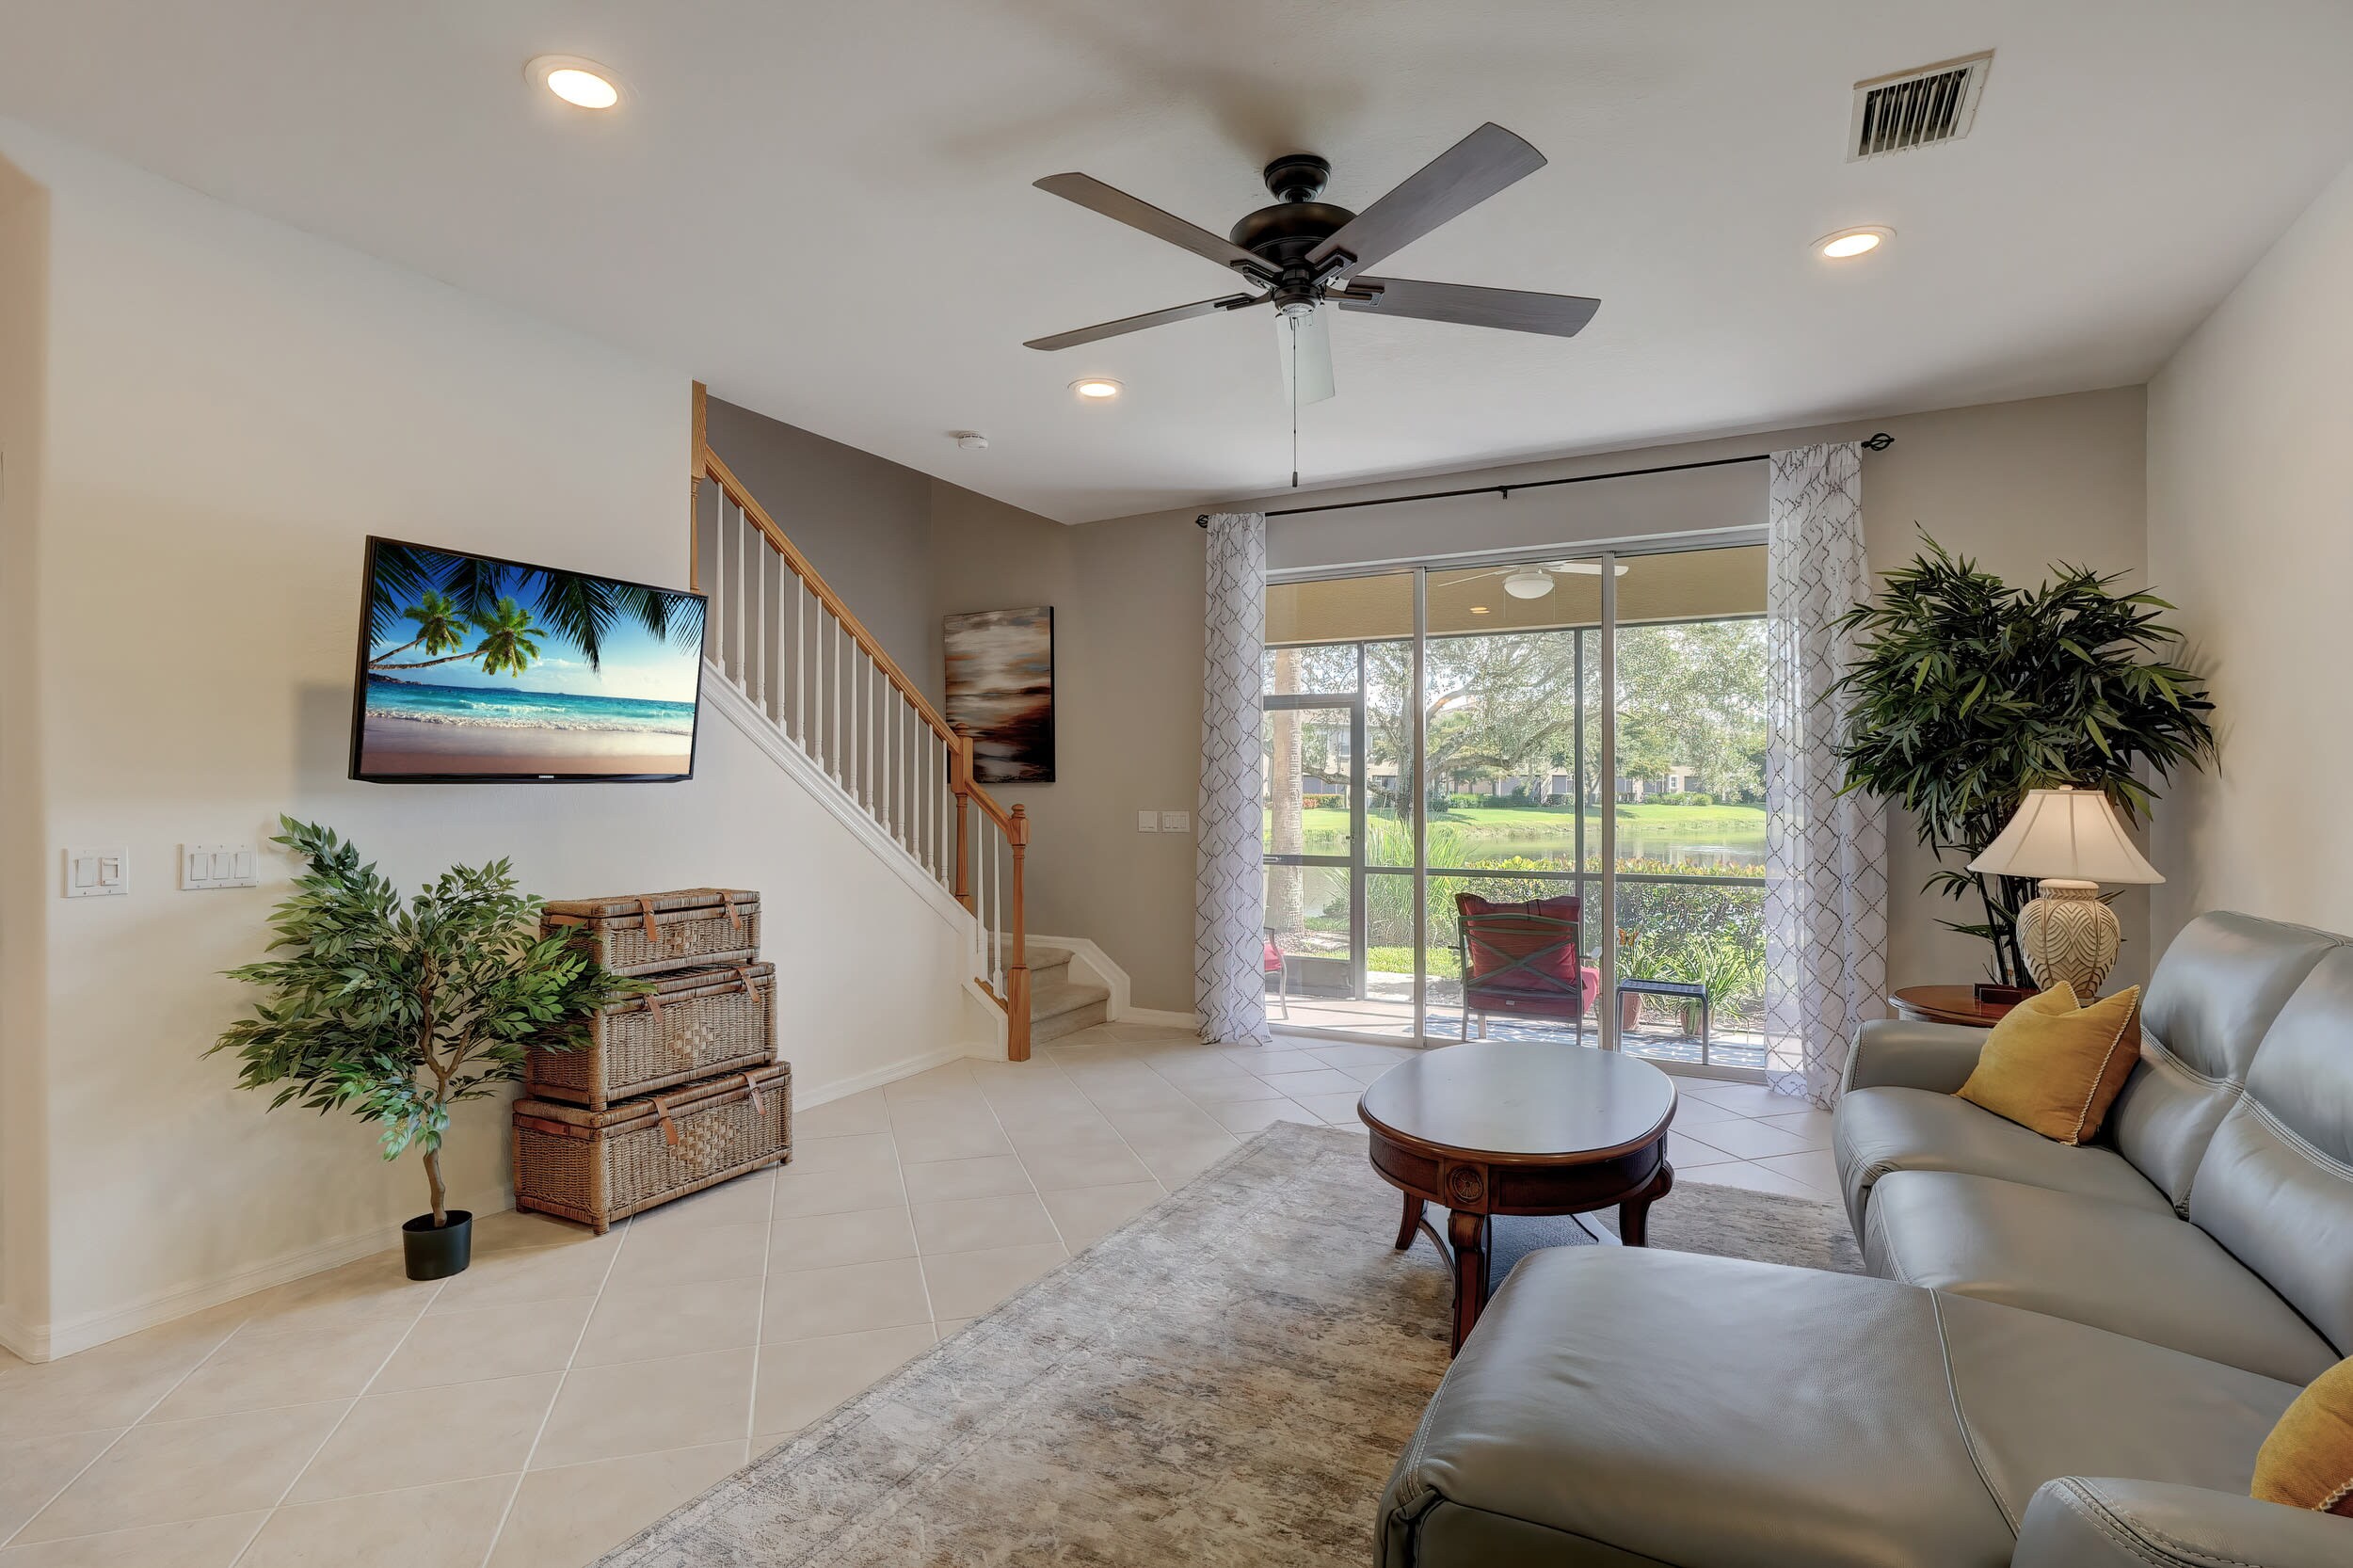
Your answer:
367,541 -> 702,680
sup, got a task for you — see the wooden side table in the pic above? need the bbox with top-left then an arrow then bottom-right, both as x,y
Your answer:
1889,985 -> 2018,1028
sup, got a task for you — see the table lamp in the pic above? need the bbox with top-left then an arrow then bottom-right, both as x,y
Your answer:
1969,786 -> 2163,1002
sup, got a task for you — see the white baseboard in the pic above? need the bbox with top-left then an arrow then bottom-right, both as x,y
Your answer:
2,1182 -> 506,1364
795,1039 -> 987,1106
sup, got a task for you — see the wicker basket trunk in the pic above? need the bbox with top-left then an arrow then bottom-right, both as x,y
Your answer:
524,963 -> 775,1111
513,1065 -> 791,1233
543,888 -> 760,977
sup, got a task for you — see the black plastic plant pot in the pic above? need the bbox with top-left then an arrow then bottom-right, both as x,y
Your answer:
401,1209 -> 473,1281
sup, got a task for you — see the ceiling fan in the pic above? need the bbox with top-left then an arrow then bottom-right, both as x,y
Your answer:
1452,559 -> 1630,600
1023,123 -> 1599,406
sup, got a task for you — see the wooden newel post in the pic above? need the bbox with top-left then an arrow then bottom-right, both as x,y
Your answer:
951,726 -> 975,912
1004,804 -> 1031,1062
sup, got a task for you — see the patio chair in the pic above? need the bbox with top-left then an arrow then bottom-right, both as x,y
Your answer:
1453,892 -> 1602,1041
1262,932 -> 1290,1018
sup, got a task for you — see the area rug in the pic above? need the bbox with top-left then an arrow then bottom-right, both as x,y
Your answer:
600,1121 -> 1861,1568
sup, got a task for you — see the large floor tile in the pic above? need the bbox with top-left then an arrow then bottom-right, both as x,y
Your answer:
768,1206 -> 918,1272
1753,1149 -> 1842,1193
1753,1110 -> 1837,1150
760,1258 -> 931,1343
0,1430 -> 120,1541
0,1310 -> 244,1441
235,1474 -> 512,1568
752,1325 -> 936,1439
287,1373 -> 558,1502
607,1219 -> 770,1288
919,1242 -> 1066,1320
1254,1067 -> 1364,1098
1006,1131 -> 1155,1192
573,1276 -> 762,1368
17,1400 -> 347,1542
620,1173 -> 776,1234
790,1086 -> 892,1139
530,1348 -> 757,1469
1201,1096 -> 1313,1134
887,1108 -> 1015,1164
235,1254 -> 444,1334
1039,1181 -> 1164,1250
770,1155 -> 905,1219
0,1512 -> 265,1567
424,1243 -> 615,1314
1682,1116 -> 1819,1160
487,1442 -> 745,1568
1681,1161 -> 1826,1200
900,1153 -> 1033,1205
1664,1130 -> 1739,1168
372,1297 -> 594,1393
1127,1130 -> 1240,1188
911,1193 -> 1060,1256
1292,1091 -> 1365,1125
145,1317 -> 409,1421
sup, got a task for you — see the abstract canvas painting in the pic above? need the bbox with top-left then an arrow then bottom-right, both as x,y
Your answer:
943,607 -> 1054,783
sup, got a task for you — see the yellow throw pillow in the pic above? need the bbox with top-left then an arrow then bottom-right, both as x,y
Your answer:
1955,983 -> 2141,1144
2254,1356 -> 2353,1516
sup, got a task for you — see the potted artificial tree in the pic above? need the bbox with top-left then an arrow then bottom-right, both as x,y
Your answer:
1833,536 -> 2217,989
213,818 -> 642,1279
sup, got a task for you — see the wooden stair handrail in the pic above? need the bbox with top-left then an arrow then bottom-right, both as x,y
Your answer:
694,383 -> 1029,1060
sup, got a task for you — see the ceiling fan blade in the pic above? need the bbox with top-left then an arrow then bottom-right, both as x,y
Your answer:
1034,173 -> 1273,280
1275,306 -> 1337,406
1336,275 -> 1600,338
1306,123 -> 1547,274
1023,294 -> 1262,352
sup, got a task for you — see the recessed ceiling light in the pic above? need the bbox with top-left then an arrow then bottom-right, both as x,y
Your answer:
1468,605 -> 1491,616
1817,225 -> 1894,260
527,56 -> 623,110
1070,378 -> 1122,401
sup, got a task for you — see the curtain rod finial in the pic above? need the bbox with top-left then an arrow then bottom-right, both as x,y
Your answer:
1863,431 -> 1894,451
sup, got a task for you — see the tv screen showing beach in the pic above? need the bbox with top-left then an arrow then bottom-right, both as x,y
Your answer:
351,539 -> 707,782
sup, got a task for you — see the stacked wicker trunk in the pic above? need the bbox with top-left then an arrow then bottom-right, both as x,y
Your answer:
512,889 -> 790,1233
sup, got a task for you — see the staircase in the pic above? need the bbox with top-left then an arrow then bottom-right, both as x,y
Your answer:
1020,945 -> 1111,1044
691,382 -> 1046,1059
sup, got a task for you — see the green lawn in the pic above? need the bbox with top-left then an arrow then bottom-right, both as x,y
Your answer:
1267,801 -> 1765,870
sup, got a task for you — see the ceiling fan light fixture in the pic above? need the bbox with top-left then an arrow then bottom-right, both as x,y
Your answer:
1070,377 -> 1123,400
1817,225 -> 1894,260
527,56 -> 624,109
1502,568 -> 1555,600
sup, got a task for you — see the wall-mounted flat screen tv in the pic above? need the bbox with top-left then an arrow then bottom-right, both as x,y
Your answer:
350,537 -> 708,783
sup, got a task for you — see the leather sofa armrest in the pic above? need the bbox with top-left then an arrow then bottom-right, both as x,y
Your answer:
2013,1478 -> 2352,1568
1842,1017 -> 1989,1095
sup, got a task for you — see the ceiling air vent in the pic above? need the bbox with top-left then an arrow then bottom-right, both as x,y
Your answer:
1849,52 -> 1992,160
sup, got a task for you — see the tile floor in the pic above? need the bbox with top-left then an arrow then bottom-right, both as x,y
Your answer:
0,1023 -> 1840,1567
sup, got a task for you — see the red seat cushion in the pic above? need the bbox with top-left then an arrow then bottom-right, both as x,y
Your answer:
1458,893 -> 1595,1018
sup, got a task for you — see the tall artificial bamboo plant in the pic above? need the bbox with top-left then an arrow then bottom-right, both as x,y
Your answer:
213,818 -> 642,1228
1832,536 -> 2216,988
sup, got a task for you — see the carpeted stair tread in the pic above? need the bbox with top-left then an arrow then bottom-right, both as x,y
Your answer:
1031,978 -> 1111,1021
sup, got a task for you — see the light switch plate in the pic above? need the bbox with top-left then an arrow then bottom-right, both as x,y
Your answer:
182,842 -> 259,890
64,846 -> 129,898
1160,810 -> 1192,833
1137,810 -> 1160,832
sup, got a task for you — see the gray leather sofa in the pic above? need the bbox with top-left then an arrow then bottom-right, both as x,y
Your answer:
1376,912 -> 2350,1566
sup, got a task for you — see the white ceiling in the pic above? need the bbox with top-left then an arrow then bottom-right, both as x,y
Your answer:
5,1 -> 2353,522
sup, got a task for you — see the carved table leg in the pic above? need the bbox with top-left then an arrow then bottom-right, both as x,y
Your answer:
1446,1208 -> 1491,1352
1619,1160 -> 1674,1248
1394,1192 -> 1425,1252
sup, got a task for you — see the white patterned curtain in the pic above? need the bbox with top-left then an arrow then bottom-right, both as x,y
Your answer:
1764,445 -> 1887,1108
1196,513 -> 1274,1047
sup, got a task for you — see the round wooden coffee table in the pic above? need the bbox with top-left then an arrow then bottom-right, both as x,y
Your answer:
1358,1041 -> 1678,1352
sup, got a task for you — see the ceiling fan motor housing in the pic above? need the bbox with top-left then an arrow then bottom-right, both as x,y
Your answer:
1231,152 -> 1355,308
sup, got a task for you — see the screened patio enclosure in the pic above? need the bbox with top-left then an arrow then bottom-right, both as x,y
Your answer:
1261,540 -> 1769,1074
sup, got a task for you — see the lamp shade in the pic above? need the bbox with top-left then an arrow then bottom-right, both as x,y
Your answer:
1968,787 -> 2164,885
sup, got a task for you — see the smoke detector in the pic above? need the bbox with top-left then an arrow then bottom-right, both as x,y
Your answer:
1849,52 -> 1993,160
952,432 -> 989,452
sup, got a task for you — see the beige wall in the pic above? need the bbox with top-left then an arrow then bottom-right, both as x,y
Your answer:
703,396 -> 940,703
2147,157 -> 2353,944
0,123 -> 986,1358
966,387 -> 2154,1014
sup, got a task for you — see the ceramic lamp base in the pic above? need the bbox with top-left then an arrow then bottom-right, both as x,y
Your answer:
2018,879 -> 2118,1004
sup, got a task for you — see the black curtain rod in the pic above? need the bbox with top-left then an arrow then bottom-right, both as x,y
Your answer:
1193,431 -> 1894,526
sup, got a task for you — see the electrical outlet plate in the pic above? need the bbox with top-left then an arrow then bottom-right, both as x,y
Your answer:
182,842 -> 259,890
64,846 -> 129,898
1137,809 -> 1160,832
1160,810 -> 1191,833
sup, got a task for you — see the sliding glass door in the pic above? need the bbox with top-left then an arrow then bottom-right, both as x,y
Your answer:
1261,543 -> 1768,1076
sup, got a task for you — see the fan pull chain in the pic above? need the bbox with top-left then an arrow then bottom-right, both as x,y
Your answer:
1289,314 -> 1301,488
